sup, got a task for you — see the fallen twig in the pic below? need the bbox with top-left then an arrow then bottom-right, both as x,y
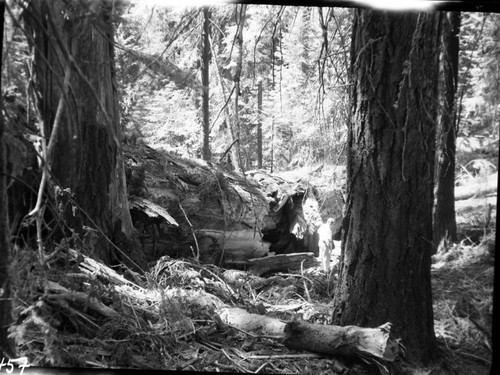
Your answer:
300,260 -> 311,302
248,353 -> 323,360
457,350 -> 491,366
222,348 -> 250,373
179,203 -> 200,261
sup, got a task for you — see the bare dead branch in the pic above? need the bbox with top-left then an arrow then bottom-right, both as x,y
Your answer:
179,204 -> 200,261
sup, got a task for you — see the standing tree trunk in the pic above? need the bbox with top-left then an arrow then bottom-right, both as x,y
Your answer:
201,6 -> 211,162
23,0 -> 139,266
0,0 -> 15,359
433,12 -> 461,246
231,4 -> 247,173
211,45 -> 236,170
333,11 -> 441,364
257,79 -> 263,169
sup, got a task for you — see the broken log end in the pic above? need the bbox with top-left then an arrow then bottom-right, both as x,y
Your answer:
283,320 -> 399,362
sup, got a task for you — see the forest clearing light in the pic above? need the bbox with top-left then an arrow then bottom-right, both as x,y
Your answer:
353,0 -> 437,11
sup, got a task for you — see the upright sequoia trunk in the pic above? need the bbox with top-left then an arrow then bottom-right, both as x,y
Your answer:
433,12 -> 461,245
23,0 -> 137,266
0,0 -> 15,358
333,11 -> 441,364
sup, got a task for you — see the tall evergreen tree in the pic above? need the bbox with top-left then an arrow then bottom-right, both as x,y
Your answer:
0,0 -> 15,359
23,0 -> 140,266
333,10 -> 441,363
434,12 -> 461,246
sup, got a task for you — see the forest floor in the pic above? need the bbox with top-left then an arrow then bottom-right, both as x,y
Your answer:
426,198 -> 495,375
10,173 -> 495,375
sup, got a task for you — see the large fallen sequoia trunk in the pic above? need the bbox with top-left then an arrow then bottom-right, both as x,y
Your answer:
4,112 -> 344,269
5,117 -> 344,270
123,144 -> 345,267
124,144 -> 275,263
194,229 -> 269,262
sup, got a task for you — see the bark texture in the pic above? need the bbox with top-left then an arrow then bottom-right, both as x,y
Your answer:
24,0 -> 136,265
433,12 -> 461,245
283,321 -> 398,361
123,144 -> 333,265
333,10 -> 441,364
0,0 -> 15,358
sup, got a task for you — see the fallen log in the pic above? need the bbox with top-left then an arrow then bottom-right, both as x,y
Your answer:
283,320 -> 399,361
245,252 -> 320,276
64,248 -> 228,316
123,144 -> 277,263
218,307 -> 286,337
124,145 -> 342,266
61,247 -> 399,367
455,173 -> 497,201
218,307 -> 399,362
45,281 -> 119,319
195,229 -> 270,262
67,248 -> 141,287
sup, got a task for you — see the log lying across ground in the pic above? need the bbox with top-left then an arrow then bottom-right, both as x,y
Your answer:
195,229 -> 270,262
455,173 -> 497,201
218,307 -> 399,362
124,144 -> 278,263
244,252 -> 320,276
283,320 -> 399,361
57,248 -> 399,365
124,144 -> 346,265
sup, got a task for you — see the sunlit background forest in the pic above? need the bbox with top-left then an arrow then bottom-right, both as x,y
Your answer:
110,5 -> 496,173
114,3 -> 350,169
3,3 -> 498,173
